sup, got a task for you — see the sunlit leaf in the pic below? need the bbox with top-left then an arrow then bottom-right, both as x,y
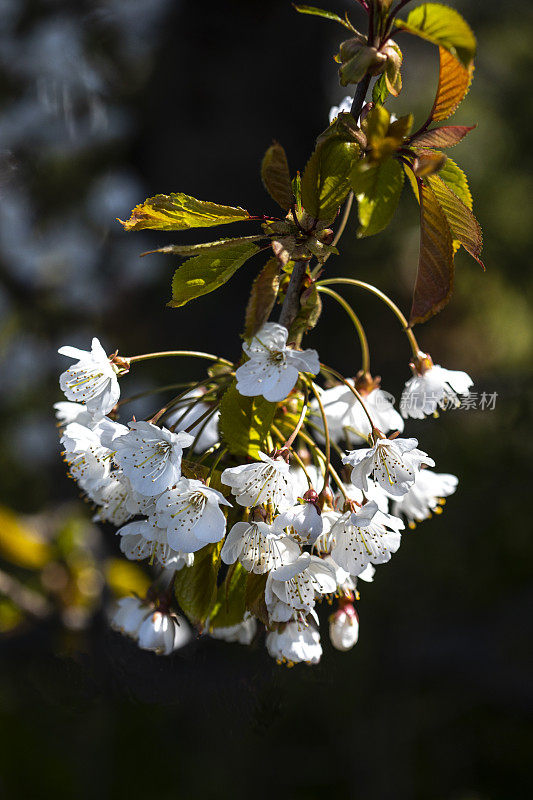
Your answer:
429,47 -> 474,123
351,158 -> 404,237
244,258 -> 280,338
119,192 -> 251,231
169,241 -> 260,307
301,139 -> 358,221
261,142 -> 294,210
438,156 -> 472,208
219,382 -> 276,460
293,3 -> 354,30
411,124 -> 476,149
174,541 -> 222,625
427,174 -> 484,267
410,180 -> 454,324
141,235 -> 264,258
395,4 -> 476,68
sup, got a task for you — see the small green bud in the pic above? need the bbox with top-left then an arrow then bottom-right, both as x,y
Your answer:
338,37 -> 387,87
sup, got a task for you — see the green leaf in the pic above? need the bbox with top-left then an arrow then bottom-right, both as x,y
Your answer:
437,157 -> 472,209
141,235 -> 265,258
119,192 -> 251,232
174,541 -> 222,625
395,3 -> 476,68
410,180 -> 454,324
301,139 -> 357,222
351,158 -> 404,237
244,258 -> 280,339
169,241 -> 260,308
411,125 -> 476,149
261,143 -> 294,210
293,4 -> 354,30
427,174 -> 484,267
208,563 -> 248,629
245,572 -> 269,627
372,73 -> 389,105
218,382 -> 277,460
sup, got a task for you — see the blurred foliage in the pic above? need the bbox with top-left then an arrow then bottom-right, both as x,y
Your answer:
0,1 -> 532,799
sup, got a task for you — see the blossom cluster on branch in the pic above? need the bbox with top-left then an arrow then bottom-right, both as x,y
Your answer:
55,0 -> 481,666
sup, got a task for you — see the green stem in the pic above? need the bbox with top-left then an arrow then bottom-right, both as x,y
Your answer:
283,383 -> 309,449
320,362 -> 376,438
270,424 -> 312,490
317,277 -> 422,358
206,447 -> 227,487
127,350 -> 233,368
297,429 -> 348,501
317,286 -> 370,372
307,380 -> 331,490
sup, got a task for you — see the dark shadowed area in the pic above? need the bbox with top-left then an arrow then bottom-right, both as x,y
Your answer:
0,1 -> 532,798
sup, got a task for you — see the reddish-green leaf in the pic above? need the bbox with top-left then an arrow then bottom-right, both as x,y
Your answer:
430,47 -> 474,124
243,258 -> 280,338
119,192 -> 251,231
427,174 -> 484,268
411,125 -> 476,149
261,143 -> 294,210
410,181 -> 454,324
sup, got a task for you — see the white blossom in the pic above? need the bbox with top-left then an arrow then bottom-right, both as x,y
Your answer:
265,553 -> 337,622
329,95 -> 353,124
401,363 -> 473,419
113,421 -> 194,496
312,509 -> 343,555
61,421 -> 111,493
92,471 -> 133,526
273,499 -> 324,545
166,389 -> 220,454
54,401 -> 93,428
329,606 -> 359,651
290,463 -> 324,496
266,620 -> 322,665
221,521 -> 300,573
209,615 -> 257,645
235,322 -> 319,403
392,469 -> 458,526
110,596 -> 149,638
330,502 -> 404,576
343,436 -> 434,497
117,518 -> 180,567
344,480 -> 390,513
154,478 -> 231,553
310,383 -> 403,446
137,611 -> 191,655
221,452 -> 296,511
58,337 -> 121,417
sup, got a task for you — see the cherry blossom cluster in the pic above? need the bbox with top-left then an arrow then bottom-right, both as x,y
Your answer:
55,313 -> 471,666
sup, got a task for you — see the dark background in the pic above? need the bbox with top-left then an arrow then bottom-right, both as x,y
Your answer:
0,1 -> 532,798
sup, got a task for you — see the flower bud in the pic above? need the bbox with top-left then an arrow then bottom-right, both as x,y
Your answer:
329,604 -> 359,651
338,37 -> 387,87
137,610 -> 191,655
